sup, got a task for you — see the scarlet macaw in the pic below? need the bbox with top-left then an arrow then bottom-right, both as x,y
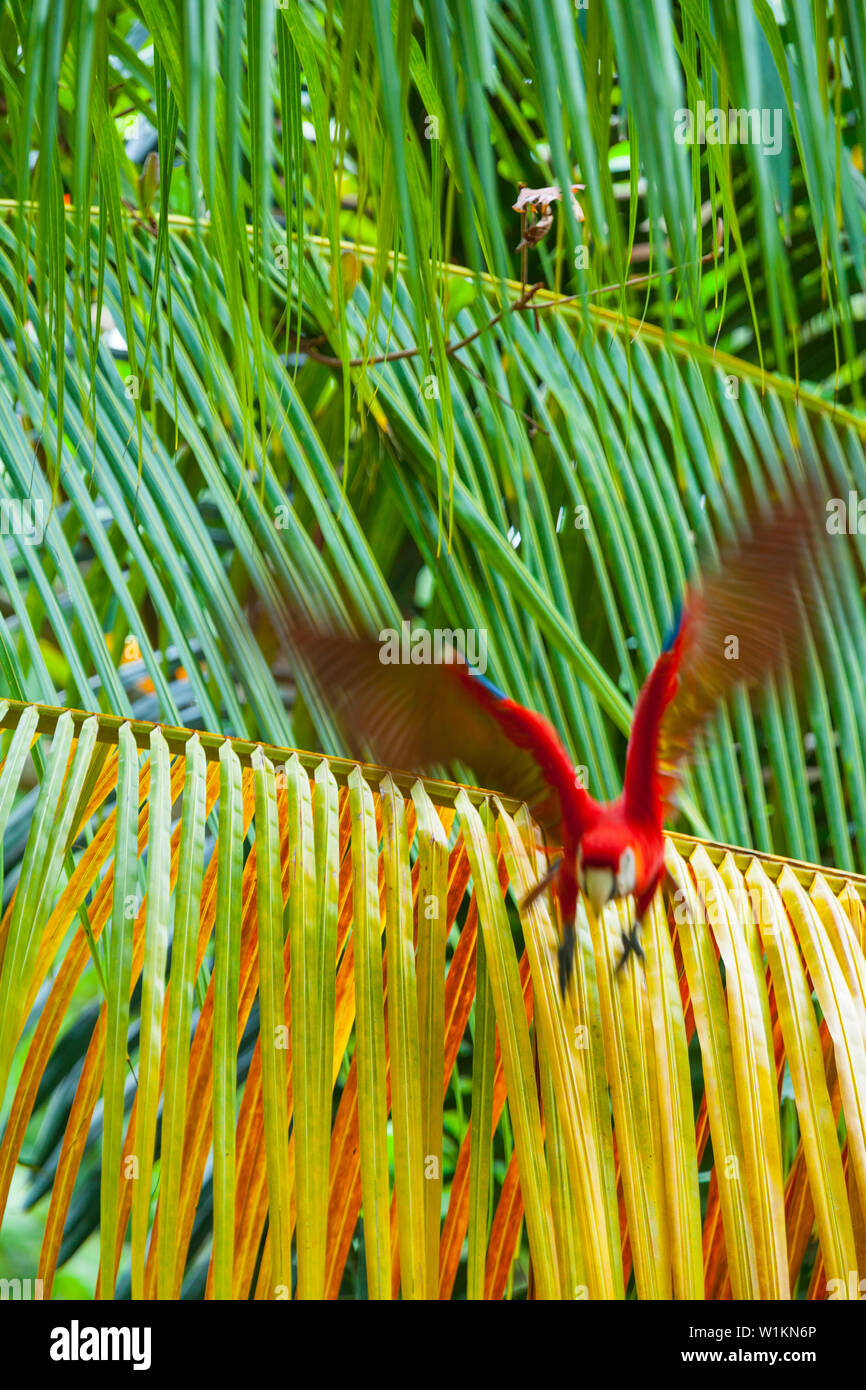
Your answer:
283,485 -> 822,993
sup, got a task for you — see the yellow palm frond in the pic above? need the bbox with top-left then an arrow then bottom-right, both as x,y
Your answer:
0,699 -> 864,1301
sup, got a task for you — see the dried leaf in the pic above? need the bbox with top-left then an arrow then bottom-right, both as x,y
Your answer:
513,182 -> 585,220
513,182 -> 585,251
516,208 -> 554,251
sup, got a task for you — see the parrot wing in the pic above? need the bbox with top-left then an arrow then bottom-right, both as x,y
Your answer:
284,616 -> 600,841
625,481 -> 824,824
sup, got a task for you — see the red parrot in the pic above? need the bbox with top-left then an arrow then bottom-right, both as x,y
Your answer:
281,484 -> 822,993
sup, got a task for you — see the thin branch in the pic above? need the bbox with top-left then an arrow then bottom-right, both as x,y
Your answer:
299,281 -> 543,368
295,253 -> 718,428
299,249 -> 722,371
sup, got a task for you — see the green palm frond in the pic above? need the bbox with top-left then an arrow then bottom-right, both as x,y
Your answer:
1,0 -> 866,1304
1,220 -> 865,862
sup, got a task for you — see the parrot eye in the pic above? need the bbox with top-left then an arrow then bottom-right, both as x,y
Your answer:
616,845 -> 636,897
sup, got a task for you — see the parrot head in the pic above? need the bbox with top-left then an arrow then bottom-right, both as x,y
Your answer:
576,829 -> 637,917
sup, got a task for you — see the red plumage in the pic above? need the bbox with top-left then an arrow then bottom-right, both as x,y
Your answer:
280,480 -> 826,993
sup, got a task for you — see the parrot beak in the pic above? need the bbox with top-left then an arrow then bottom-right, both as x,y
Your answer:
584,866 -> 615,918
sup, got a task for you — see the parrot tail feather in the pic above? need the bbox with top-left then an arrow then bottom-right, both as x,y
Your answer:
557,925 -> 576,997
518,857 -> 578,996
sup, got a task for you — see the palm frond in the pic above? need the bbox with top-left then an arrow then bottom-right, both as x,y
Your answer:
0,699 -> 863,1299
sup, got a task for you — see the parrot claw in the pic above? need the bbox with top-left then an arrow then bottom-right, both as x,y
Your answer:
615,924 -> 645,974
557,927 -> 576,998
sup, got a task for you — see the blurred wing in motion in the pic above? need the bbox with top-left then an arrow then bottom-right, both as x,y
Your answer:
285,616 -> 599,840
626,480 -> 825,823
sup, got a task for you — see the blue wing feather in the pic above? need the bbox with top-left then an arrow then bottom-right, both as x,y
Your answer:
467,669 -> 508,703
662,600 -> 682,653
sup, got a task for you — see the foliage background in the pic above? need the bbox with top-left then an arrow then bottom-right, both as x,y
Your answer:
0,0 -> 865,1296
